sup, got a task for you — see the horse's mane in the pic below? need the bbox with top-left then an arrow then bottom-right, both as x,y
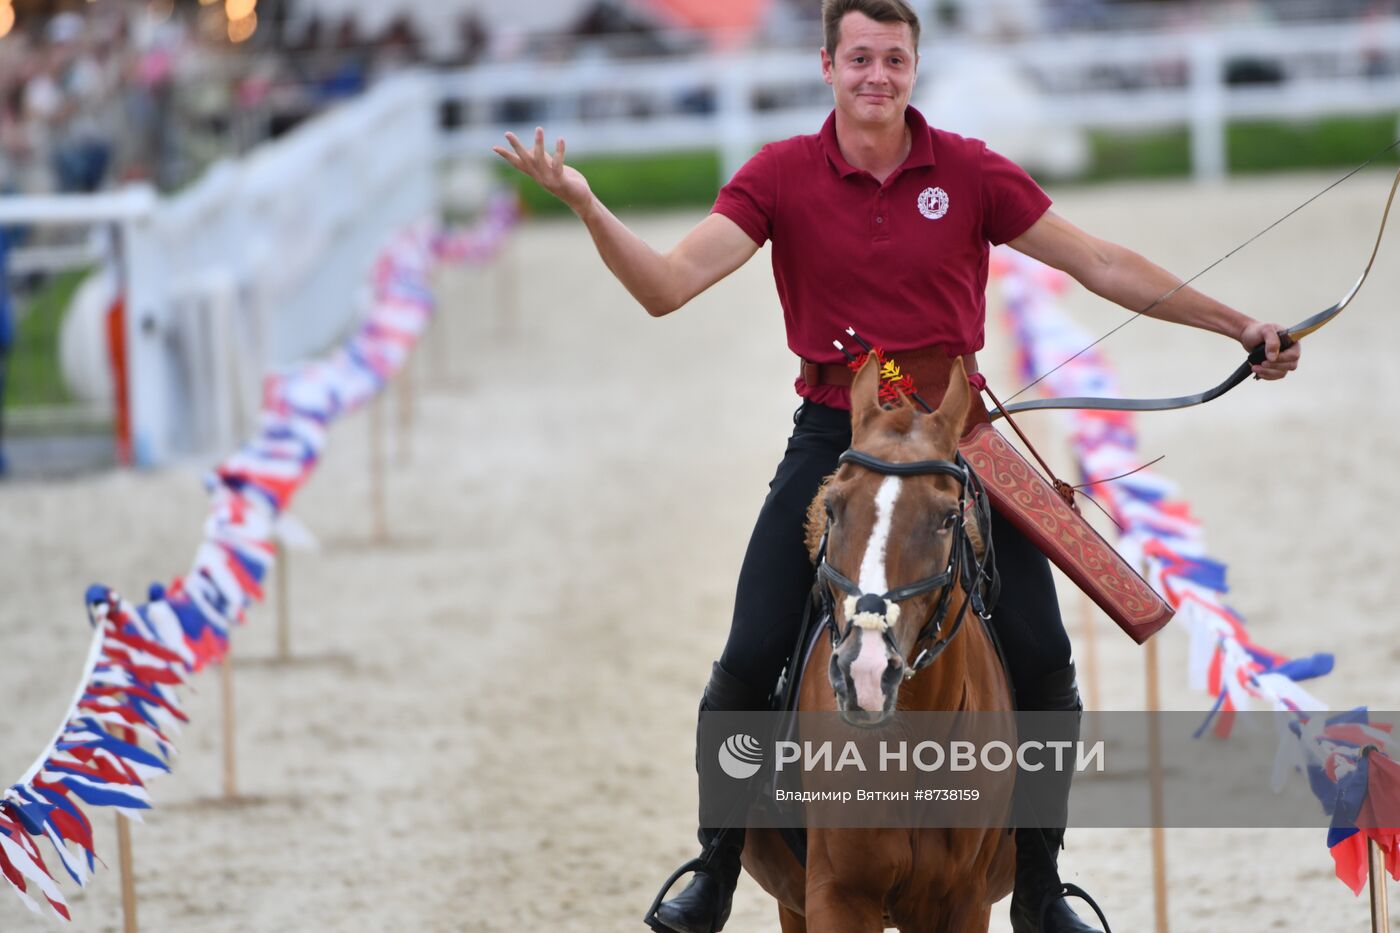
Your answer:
804,474 -> 835,563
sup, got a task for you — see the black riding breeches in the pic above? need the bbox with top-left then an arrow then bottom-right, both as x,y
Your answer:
717,400 -> 1073,708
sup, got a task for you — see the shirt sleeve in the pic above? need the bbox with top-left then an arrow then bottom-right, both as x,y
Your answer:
980,144 -> 1052,246
712,144 -> 778,247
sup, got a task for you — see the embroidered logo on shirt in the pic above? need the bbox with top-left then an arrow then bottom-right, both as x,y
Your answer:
917,187 -> 950,221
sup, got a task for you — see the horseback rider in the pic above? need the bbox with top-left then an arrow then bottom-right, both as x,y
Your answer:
495,1 -> 1300,930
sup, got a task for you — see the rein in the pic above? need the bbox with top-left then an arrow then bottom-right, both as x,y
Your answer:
815,447 -> 999,677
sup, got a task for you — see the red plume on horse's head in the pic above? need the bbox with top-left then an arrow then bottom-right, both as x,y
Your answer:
850,347 -> 971,451
849,348 -> 919,434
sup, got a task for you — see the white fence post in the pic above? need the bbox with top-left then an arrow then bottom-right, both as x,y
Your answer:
717,55 -> 755,183
1188,34 -> 1228,184
116,185 -> 168,467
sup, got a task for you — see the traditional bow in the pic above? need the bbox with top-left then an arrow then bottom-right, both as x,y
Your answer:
990,163 -> 1400,421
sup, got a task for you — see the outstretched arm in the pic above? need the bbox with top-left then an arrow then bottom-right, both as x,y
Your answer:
1008,210 -> 1301,380
493,128 -> 760,317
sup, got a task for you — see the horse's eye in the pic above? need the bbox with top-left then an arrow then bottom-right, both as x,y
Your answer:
938,511 -> 958,533
825,502 -> 837,523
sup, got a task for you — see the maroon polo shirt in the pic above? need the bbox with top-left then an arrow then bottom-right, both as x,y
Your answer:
712,106 -> 1051,409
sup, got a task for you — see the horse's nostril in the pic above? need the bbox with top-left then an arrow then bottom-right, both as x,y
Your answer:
855,593 -> 886,616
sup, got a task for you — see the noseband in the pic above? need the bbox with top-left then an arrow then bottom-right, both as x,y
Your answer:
814,448 -> 999,677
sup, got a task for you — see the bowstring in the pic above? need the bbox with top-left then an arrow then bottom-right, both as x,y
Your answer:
1002,137 -> 1400,405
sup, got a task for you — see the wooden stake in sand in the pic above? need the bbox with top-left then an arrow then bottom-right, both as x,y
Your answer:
428,275 -> 449,388
1145,635 -> 1169,933
275,541 -> 290,661
1077,593 -> 1102,746
369,395 -> 388,542
220,648 -> 237,800
116,721 -> 140,933
396,362 -> 414,467
115,813 -> 138,933
1370,837 -> 1391,932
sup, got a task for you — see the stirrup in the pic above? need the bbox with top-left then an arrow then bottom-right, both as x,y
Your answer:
1042,882 -> 1113,933
643,827 -> 740,933
642,855 -> 707,932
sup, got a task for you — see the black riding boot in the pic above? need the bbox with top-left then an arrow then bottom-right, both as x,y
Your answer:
648,662 -> 771,933
1010,663 -> 1111,933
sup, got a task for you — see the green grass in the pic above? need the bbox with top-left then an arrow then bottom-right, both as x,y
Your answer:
498,150 -> 723,215
1226,115 -> 1400,173
1082,115 -> 1400,183
1084,128 -> 1193,182
6,269 -> 89,408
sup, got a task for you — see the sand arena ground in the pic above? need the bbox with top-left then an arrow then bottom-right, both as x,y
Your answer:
2,170 -> 1399,931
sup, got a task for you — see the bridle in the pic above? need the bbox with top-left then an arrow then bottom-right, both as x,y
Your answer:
814,447 -> 1000,677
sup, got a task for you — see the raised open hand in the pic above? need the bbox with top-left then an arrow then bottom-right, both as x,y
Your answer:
492,127 -> 593,215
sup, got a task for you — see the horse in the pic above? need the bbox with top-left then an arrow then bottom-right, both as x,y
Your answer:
743,352 -> 1017,933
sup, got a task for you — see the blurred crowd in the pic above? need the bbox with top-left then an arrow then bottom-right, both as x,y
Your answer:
1,0 -> 1396,200
0,4 -> 441,198
0,0 -> 761,197
1,12 -> 125,196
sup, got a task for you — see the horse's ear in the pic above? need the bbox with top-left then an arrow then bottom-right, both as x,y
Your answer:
927,357 -> 970,450
849,353 -> 885,432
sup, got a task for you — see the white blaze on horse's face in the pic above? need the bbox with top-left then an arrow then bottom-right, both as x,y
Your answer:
848,475 -> 902,713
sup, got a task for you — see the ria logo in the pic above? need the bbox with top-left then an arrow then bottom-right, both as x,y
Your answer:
717,733 -> 764,779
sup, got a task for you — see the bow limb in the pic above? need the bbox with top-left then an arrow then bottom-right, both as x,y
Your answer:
1271,163 -> 1400,345
991,164 -> 1400,422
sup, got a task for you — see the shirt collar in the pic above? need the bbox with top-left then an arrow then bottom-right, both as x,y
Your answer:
820,105 -> 937,179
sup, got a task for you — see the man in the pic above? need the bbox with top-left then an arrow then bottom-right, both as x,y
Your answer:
495,2 -> 1299,931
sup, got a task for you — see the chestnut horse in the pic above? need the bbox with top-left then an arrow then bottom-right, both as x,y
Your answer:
744,354 -> 1016,932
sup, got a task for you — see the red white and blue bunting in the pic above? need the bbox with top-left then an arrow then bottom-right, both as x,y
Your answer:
0,194 -> 520,921
994,248 -> 1400,894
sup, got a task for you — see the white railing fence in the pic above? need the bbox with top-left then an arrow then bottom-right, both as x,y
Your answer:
439,18 -> 1400,183
0,72 -> 437,467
